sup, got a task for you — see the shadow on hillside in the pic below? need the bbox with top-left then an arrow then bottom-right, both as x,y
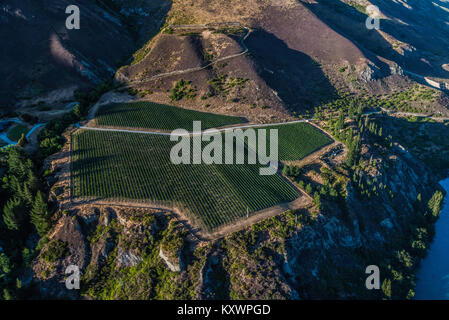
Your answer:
0,0 -> 173,113
245,29 -> 338,113
375,115 -> 449,178
301,0 -> 449,79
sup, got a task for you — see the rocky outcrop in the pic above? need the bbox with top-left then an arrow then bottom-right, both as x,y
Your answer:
31,214 -> 88,299
116,248 -> 143,268
359,62 -> 383,82
390,63 -> 404,76
159,247 -> 181,272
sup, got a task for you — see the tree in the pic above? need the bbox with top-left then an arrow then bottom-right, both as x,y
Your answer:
3,197 -> 25,231
428,190 -> 444,218
26,169 -> 40,194
73,103 -> 82,119
382,278 -> 392,299
346,134 -> 362,167
336,111 -> 345,131
39,137 -> 63,157
293,166 -> 301,177
7,148 -> 31,180
2,289 -> 13,300
314,192 -> 322,211
305,183 -> 313,195
20,184 -> 34,207
30,191 -> 51,237
17,133 -> 27,147
416,193 -> 422,202
22,248 -> 33,268
0,253 -> 11,278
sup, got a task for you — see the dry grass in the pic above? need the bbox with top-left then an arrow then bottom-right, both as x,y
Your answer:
166,0 -> 269,25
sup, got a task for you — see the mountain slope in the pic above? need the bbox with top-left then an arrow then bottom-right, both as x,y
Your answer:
0,0 -> 169,113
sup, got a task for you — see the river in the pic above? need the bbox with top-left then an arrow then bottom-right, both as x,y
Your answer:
415,178 -> 449,300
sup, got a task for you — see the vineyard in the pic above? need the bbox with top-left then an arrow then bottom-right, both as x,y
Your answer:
95,101 -> 245,131
71,130 -> 300,231
247,122 -> 333,161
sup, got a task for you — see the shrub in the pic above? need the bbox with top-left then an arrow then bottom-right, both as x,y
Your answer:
42,240 -> 69,263
169,79 -> 196,101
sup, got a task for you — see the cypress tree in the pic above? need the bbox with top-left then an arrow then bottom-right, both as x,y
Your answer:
3,197 -> 25,231
17,133 -> 27,147
30,191 -> 51,237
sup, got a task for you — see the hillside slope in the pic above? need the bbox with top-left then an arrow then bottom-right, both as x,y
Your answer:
0,0 -> 169,113
4,0 -> 449,301
115,0 -> 449,121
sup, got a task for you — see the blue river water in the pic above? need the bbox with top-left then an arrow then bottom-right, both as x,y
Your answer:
415,178 -> 449,300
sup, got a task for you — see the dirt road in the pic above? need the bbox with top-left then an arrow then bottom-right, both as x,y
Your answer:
77,118 -> 312,136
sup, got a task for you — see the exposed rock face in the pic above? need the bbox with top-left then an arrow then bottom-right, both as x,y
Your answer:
390,63 -> 404,76
116,248 -> 143,268
31,205 -> 161,297
159,247 -> 181,272
278,139 -> 437,298
359,62 -> 383,82
31,215 -> 88,299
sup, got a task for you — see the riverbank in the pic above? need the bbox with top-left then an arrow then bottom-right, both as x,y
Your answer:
415,178 -> 449,299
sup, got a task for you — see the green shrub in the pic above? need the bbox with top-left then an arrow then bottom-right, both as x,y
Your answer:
169,79 -> 196,101
42,240 -> 69,263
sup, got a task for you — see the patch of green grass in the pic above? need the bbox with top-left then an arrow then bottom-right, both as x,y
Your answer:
7,124 -> 29,142
215,27 -> 245,35
179,32 -> 200,37
95,101 -> 245,131
345,1 -> 367,14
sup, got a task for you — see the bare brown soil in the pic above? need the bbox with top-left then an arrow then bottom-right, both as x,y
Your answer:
116,24 -> 291,122
283,140 -> 346,168
115,1 -> 385,119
